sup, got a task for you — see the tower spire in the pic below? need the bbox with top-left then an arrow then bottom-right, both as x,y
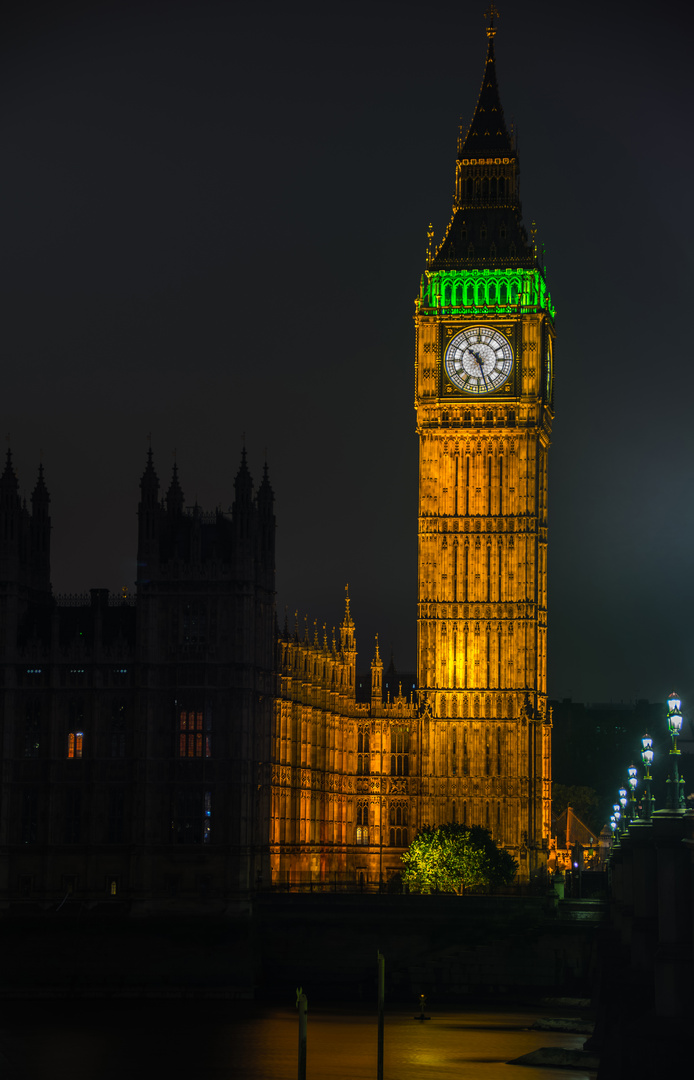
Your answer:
370,632 -> 383,706
340,584 -> 355,655
484,3 -> 499,38
429,13 -> 535,270
166,460 -> 184,515
233,445 -> 253,507
458,9 -> 512,160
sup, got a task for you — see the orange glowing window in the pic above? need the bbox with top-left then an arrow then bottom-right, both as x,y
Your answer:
178,710 -> 211,758
67,732 -> 83,759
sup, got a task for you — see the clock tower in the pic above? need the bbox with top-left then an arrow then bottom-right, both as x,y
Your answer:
414,10 -> 554,878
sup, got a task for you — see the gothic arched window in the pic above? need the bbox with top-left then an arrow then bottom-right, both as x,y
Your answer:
390,727 -> 409,776
356,804 -> 369,845
357,728 -> 370,775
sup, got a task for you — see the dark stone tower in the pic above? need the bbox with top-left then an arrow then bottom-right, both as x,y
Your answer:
0,447 -> 275,908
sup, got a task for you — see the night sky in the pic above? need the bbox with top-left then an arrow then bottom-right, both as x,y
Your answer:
3,0 -> 693,706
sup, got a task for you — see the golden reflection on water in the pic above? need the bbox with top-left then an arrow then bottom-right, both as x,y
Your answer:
0,1002 -> 597,1080
230,1006 -> 596,1080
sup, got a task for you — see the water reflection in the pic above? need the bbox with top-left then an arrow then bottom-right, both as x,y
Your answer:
0,1001 -> 597,1080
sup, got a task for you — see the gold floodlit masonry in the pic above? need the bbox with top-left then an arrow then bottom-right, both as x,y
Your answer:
0,14 -> 553,907
414,8 -> 554,875
271,12 -> 554,885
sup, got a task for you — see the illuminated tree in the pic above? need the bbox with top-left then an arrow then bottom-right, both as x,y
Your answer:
400,824 -> 517,894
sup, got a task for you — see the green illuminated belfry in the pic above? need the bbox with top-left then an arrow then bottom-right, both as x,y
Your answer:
431,11 -> 536,272
421,12 -> 553,317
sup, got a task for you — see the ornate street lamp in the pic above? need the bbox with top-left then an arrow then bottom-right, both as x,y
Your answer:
665,691 -> 686,811
627,764 -> 638,820
618,788 -> 628,832
641,735 -> 654,820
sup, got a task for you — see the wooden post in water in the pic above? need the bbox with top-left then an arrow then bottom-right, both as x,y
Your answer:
377,951 -> 385,1080
296,986 -> 308,1080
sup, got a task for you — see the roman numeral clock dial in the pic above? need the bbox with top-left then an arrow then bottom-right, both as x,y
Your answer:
444,325 -> 513,394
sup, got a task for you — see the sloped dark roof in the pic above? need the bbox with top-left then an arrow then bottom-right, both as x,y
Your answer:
459,36 -> 513,158
432,206 -> 533,268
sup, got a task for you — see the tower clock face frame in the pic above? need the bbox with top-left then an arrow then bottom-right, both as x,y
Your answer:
444,326 -> 514,395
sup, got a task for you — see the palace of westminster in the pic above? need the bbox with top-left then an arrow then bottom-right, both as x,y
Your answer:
0,16 -> 555,905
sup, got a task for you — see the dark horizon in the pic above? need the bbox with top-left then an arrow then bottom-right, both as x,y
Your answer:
3,0 -> 693,704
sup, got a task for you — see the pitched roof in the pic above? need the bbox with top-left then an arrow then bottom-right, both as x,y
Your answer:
459,35 -> 513,158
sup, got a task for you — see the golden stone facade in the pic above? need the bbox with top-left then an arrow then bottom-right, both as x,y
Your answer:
271,596 -> 417,886
270,17 -> 554,886
414,17 -> 553,877
415,333 -> 553,877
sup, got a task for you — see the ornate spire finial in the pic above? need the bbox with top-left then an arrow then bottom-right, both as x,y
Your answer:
530,220 -> 538,258
484,3 -> 499,38
426,223 -> 434,267
374,633 -> 381,662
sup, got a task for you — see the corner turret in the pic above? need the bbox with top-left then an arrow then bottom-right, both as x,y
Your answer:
166,461 -> 184,517
137,447 -> 161,584
30,463 -> 51,595
371,634 -> 383,706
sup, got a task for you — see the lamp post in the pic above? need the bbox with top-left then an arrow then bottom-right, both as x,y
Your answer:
618,788 -> 628,834
627,764 -> 638,821
665,691 -> 686,811
641,735 -> 654,820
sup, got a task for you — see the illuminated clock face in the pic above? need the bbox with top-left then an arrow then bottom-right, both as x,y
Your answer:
444,326 -> 513,394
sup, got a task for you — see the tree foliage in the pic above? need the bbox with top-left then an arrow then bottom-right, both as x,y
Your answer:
400,824 -> 518,894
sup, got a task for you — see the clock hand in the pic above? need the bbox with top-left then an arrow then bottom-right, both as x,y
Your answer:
469,350 -> 489,386
469,356 -> 488,386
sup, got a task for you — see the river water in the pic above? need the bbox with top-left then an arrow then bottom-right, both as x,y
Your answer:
0,1000 -> 597,1079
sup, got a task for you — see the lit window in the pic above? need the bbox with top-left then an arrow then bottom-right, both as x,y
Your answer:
109,879 -> 118,897
67,732 -> 83,759
356,805 -> 369,845
178,709 -> 211,758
